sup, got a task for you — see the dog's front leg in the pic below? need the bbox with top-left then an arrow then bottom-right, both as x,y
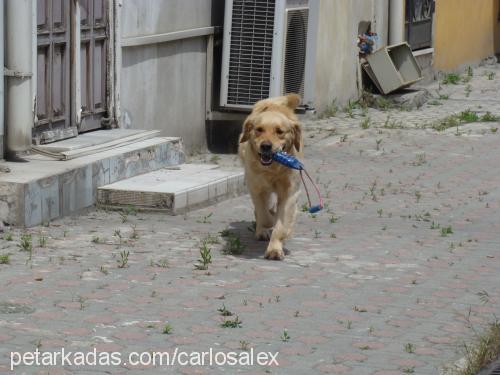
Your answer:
265,189 -> 299,260
248,188 -> 275,241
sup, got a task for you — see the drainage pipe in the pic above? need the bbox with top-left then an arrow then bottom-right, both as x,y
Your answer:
5,0 -> 33,155
389,0 -> 405,45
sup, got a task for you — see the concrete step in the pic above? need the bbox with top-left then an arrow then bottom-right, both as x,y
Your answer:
0,137 -> 184,227
34,129 -> 160,155
97,164 -> 245,214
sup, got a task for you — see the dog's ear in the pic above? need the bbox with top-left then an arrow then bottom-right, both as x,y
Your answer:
286,94 -> 301,110
292,120 -> 302,152
239,116 -> 253,143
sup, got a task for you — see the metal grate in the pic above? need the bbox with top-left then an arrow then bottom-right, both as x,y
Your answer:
282,7 -> 308,97
227,0 -> 276,106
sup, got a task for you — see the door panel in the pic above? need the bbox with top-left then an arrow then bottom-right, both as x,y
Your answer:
36,47 -> 49,122
36,0 -> 71,140
52,0 -> 64,27
79,0 -> 109,132
52,43 -> 67,119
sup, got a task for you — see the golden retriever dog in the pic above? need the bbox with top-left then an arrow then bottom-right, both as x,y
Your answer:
238,94 -> 302,260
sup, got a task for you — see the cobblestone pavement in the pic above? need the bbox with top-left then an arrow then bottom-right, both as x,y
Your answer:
1,64 -> 500,375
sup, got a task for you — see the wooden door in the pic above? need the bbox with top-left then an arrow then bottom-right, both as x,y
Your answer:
36,0 -> 110,143
36,0 -> 73,143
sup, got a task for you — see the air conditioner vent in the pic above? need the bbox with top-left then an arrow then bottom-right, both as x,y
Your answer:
227,0 -> 276,106
282,8 -> 308,97
220,0 -> 316,109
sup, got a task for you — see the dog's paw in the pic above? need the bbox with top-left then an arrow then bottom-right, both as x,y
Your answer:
264,246 -> 284,261
255,227 -> 272,241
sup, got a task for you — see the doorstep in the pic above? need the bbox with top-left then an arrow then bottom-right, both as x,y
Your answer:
97,164 -> 246,214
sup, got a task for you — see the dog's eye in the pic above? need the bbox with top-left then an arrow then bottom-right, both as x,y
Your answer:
256,127 -> 264,133
276,128 -> 284,135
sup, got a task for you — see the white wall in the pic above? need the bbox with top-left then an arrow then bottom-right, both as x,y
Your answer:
119,0 -> 216,152
120,0 -> 213,38
314,0 -> 387,111
120,38 -> 207,150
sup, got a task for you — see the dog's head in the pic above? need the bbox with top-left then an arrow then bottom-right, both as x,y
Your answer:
239,94 -> 302,166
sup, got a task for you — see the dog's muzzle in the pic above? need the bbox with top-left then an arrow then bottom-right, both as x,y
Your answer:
259,142 -> 273,166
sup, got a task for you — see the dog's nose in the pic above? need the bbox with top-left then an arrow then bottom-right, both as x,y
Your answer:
260,142 -> 272,153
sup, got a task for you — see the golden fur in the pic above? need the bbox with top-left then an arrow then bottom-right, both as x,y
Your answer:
238,94 -> 303,260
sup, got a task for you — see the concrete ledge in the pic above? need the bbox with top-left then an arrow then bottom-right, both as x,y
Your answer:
97,164 -> 246,214
0,137 -> 184,226
412,47 -> 434,57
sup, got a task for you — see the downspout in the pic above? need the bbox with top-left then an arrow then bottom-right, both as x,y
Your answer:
0,0 -> 4,158
113,0 -> 122,127
31,0 -> 37,131
5,0 -> 33,157
389,0 -> 405,45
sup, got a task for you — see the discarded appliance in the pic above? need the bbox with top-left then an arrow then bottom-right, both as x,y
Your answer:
362,42 -> 422,95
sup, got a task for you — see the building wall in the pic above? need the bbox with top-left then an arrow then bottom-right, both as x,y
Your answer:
118,0 -> 391,146
314,0 -> 379,111
119,0 -> 218,152
434,0 -> 495,71
120,39 -> 207,150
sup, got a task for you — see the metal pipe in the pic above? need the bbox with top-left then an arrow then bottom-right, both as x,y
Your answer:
0,0 -> 4,158
389,0 -> 405,45
31,0 -> 37,129
373,0 -> 389,47
5,0 -> 33,155
114,0 -> 122,126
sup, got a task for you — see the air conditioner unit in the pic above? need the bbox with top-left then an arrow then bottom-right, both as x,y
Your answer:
220,0 -> 318,110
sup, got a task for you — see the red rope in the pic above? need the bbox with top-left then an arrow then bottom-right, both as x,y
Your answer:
300,171 -> 313,207
300,169 -> 324,210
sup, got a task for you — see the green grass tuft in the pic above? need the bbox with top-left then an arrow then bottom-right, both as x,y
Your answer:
442,73 -> 461,85
450,319 -> 500,375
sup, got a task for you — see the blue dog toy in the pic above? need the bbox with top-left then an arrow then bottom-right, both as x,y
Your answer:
272,151 -> 324,214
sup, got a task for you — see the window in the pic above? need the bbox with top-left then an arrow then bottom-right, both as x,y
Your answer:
405,0 -> 435,51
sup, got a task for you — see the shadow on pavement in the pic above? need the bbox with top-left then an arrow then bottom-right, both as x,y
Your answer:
223,221 -> 290,259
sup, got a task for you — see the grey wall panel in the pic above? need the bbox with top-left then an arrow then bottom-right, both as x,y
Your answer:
118,0 -> 220,152
120,37 -> 207,151
121,0 -> 213,38
315,0 -> 375,110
